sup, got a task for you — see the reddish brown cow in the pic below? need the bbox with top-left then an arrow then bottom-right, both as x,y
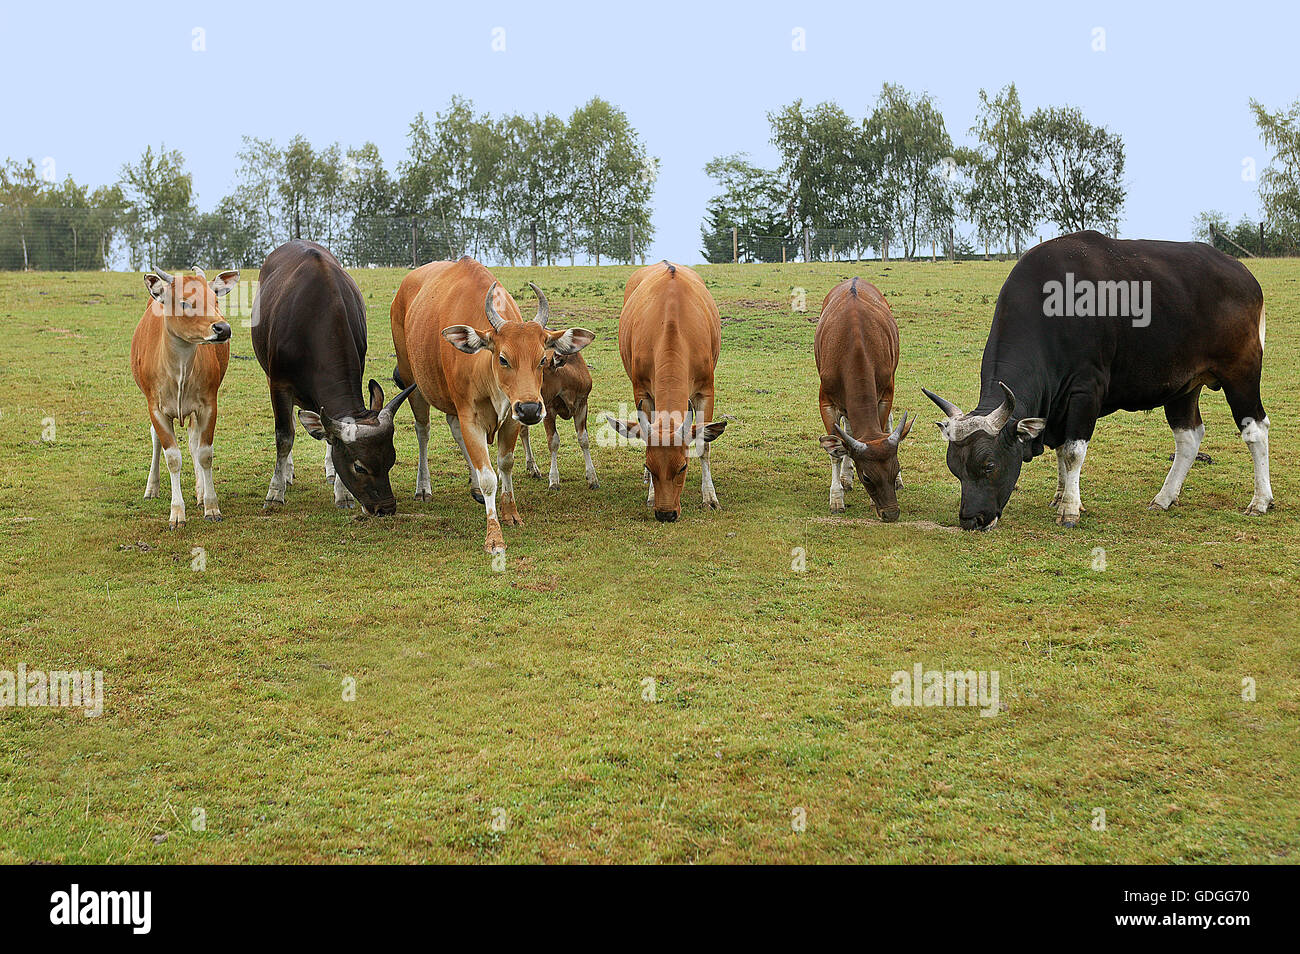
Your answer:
391,257 -> 594,553
606,262 -> 727,521
814,277 -> 914,520
130,266 -> 239,527
521,351 -> 598,489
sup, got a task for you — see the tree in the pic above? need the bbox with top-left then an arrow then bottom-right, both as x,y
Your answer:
117,145 -> 196,269
699,153 -> 786,262
864,84 -> 954,259
964,84 -> 1038,256
1026,106 -> 1125,234
1249,98 -> 1300,236
566,97 -> 655,265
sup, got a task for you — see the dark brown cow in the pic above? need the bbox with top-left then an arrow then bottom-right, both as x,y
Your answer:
814,278 -> 914,520
521,351 -> 598,489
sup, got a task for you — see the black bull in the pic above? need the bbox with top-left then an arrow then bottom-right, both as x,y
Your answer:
924,231 -> 1272,530
251,240 -> 416,515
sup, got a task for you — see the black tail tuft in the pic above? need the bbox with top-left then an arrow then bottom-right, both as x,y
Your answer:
850,277 -> 859,297
393,366 -> 406,389
661,260 -> 676,276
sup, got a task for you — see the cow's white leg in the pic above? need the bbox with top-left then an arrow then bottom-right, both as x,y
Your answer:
522,426 -> 542,478
1050,449 -> 1067,509
497,422 -> 523,526
547,425 -> 561,489
145,424 -> 161,498
323,444 -> 336,484
829,456 -> 846,513
284,452 -> 294,486
839,418 -> 854,491
413,414 -> 432,500
195,441 -> 220,520
188,420 -> 203,506
266,451 -> 290,506
1242,416 -> 1274,515
165,442 -> 185,529
576,404 -> 598,488
448,413 -> 482,501
330,445 -> 355,508
1057,439 -> 1087,527
700,439 -> 720,510
1151,423 -> 1204,511
645,465 -> 655,508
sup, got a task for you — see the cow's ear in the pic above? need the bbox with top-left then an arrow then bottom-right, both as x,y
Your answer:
144,273 -> 171,304
368,379 -> 385,413
298,409 -> 328,441
605,415 -> 643,442
442,325 -> 491,354
209,270 -> 239,297
695,421 -> 727,444
548,327 -> 595,355
819,433 -> 847,459
1016,418 -> 1046,440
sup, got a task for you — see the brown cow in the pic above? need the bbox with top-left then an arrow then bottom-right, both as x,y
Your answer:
130,266 -> 239,527
520,351 -> 598,489
814,277 -> 914,520
606,262 -> 727,522
391,257 -> 595,553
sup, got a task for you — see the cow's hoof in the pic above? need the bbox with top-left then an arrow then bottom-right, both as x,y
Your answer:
1148,497 -> 1173,512
1245,499 -> 1274,516
830,501 -> 845,514
336,499 -> 354,510
169,514 -> 186,530
263,499 -> 283,512
548,479 -> 561,491
526,464 -> 542,478
586,476 -> 600,490
1057,514 -> 1079,529
143,488 -> 159,499
205,511 -> 222,522
413,489 -> 432,502
471,489 -> 485,505
703,498 -> 721,511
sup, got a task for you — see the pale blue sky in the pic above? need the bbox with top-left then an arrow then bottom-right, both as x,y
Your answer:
4,0 -> 1295,263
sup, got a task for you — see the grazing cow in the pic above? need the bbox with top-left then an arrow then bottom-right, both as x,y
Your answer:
814,278 -> 914,520
130,265 -> 238,528
521,350 -> 599,489
251,240 -> 416,516
605,261 -> 727,522
923,230 -> 1273,530
391,257 -> 595,553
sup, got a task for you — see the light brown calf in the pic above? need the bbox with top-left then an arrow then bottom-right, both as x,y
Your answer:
130,266 -> 238,527
521,351 -> 598,489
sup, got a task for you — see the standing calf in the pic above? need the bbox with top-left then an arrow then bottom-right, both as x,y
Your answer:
814,278 -> 913,520
521,350 -> 598,489
130,266 -> 237,528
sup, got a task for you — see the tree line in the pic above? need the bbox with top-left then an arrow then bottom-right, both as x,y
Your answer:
0,96 -> 656,271
702,83 -> 1128,263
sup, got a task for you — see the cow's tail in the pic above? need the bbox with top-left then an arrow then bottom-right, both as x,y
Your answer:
393,366 -> 407,389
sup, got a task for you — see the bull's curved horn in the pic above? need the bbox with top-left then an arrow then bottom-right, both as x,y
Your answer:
377,382 -> 419,427
886,411 -> 912,446
985,382 -> 1016,432
528,282 -> 550,328
636,399 -> 652,439
152,266 -> 174,284
676,400 -> 698,446
833,422 -> 871,458
191,264 -> 206,279
483,281 -> 507,332
922,387 -> 962,419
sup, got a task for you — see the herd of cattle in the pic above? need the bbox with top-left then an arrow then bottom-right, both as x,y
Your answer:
129,231 -> 1274,550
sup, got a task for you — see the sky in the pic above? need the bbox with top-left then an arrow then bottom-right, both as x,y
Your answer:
3,0 -> 1296,264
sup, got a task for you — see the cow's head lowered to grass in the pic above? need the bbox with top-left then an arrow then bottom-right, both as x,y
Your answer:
605,401 -> 727,521
298,380 -> 418,516
924,382 -> 1045,531
819,413 -> 914,522
441,282 -> 594,427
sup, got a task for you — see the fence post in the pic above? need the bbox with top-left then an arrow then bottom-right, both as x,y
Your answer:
731,227 -> 738,264
531,222 -> 538,267
411,220 -> 417,268
949,225 -> 955,261
782,244 -> 786,264
803,228 -> 811,262
882,234 -> 888,264
1260,222 -> 1266,256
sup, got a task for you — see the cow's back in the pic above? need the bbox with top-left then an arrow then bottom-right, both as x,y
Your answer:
395,257 -> 524,414
814,279 -> 898,393
618,262 -> 721,388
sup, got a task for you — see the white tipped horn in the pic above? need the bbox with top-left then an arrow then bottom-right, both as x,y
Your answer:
529,282 -> 550,328
483,282 -> 507,332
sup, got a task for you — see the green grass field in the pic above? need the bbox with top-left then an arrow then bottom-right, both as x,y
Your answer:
1,258 -> 1296,863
